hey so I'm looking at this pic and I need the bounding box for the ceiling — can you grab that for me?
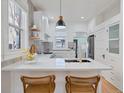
[31,0,119,23]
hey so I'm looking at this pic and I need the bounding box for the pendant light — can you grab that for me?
[56,0,66,29]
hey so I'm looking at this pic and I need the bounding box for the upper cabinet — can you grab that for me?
[33,11,50,41]
[109,23,119,54]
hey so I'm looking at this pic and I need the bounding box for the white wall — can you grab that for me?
[96,0,120,25]
[87,18,96,33]
[88,0,120,34]
[67,22,88,42]
[47,21,56,42]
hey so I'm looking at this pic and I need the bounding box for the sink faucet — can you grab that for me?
[79,45,82,63]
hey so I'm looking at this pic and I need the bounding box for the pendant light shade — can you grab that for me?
[56,16,66,29]
[56,0,66,29]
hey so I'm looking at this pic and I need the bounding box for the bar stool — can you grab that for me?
[65,75,100,93]
[21,75,55,93]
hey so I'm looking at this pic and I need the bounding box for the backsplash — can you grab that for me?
[33,40,53,54]
[68,42,74,49]
[33,40,74,53]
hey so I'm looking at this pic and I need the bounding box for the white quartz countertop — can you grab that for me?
[2,54,112,71]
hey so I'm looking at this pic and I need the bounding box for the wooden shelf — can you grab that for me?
[30,37,40,40]
[31,29,40,31]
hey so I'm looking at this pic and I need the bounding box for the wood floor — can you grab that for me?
[102,77,122,93]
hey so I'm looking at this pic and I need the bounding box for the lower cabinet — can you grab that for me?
[101,55,123,91]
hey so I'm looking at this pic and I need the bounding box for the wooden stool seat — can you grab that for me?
[70,84,94,93]
[65,75,100,93]
[21,75,55,93]
[25,84,51,93]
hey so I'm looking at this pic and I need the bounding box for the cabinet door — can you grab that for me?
[94,27,108,63]
[109,23,119,54]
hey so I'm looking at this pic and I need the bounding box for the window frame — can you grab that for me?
[8,0,26,51]
[108,21,120,54]
[53,30,68,50]
[55,36,66,48]
[2,0,28,61]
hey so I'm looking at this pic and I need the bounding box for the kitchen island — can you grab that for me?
[2,54,111,93]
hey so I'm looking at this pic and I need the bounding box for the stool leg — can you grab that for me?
[97,79,102,93]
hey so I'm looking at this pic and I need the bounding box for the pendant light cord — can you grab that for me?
[60,0,62,16]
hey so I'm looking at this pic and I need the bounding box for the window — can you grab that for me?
[8,0,26,50]
[109,23,119,54]
[54,30,68,49]
[55,37,66,48]
[9,26,21,49]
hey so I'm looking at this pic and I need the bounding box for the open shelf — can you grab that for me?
[30,36,40,40]
[31,29,40,31]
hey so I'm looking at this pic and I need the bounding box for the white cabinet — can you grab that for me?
[93,14,122,91]
[109,23,119,54]
[102,55,122,91]
[33,11,50,41]
[94,27,108,63]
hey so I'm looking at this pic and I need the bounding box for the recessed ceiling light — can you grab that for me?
[81,17,84,19]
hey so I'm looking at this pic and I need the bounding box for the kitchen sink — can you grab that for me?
[65,59,91,63]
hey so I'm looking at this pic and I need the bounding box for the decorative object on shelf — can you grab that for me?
[31,25,38,31]
[56,0,66,29]
[29,44,37,54]
[24,44,37,61]
[31,25,40,40]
